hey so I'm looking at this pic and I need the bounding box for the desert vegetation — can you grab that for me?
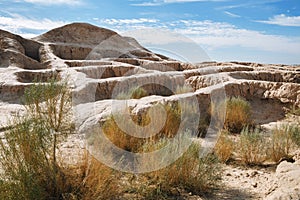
[1,79,299,199]
[175,85,194,94]
[0,79,300,199]
[289,103,300,116]
[0,79,221,199]
[223,97,253,133]
[237,127,267,165]
[0,78,74,199]
[214,98,300,166]
[0,78,299,199]
[131,147,221,199]
[116,86,148,100]
[214,130,234,163]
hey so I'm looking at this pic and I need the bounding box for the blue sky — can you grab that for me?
[0,0,299,64]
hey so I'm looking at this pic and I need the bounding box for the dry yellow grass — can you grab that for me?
[237,127,267,165]
[102,102,182,152]
[224,97,252,133]
[214,130,234,163]
[268,125,296,163]
[138,141,222,197]
[79,152,122,200]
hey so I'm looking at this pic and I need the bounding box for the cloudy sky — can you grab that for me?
[0,0,299,64]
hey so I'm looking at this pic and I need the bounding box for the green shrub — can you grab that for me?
[163,147,221,194]
[0,78,73,200]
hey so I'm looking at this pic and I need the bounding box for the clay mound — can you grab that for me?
[34,23,161,60]
[0,29,43,66]
[34,23,118,45]
[1,23,300,111]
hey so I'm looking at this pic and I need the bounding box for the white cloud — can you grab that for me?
[1,13,299,63]
[13,0,82,6]
[131,2,161,6]
[224,11,240,18]
[163,0,225,2]
[99,18,300,56]
[132,0,226,6]
[216,0,283,10]
[0,13,68,38]
[124,28,192,45]
[99,18,159,25]
[256,14,300,27]
[174,20,300,54]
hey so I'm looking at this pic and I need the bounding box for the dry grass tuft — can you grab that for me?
[289,103,300,116]
[237,127,267,165]
[102,102,183,152]
[175,85,193,94]
[214,130,234,163]
[102,115,146,152]
[268,125,296,163]
[224,97,252,133]
[291,124,300,147]
[79,152,122,200]
[136,141,222,198]
[116,86,148,100]
[209,97,252,134]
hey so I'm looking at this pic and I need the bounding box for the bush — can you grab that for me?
[233,124,299,165]
[291,125,300,147]
[289,104,300,116]
[214,130,234,163]
[175,85,193,94]
[79,152,122,200]
[101,102,183,152]
[116,86,148,99]
[0,78,73,200]
[136,141,222,198]
[237,127,267,165]
[224,97,252,133]
[268,125,297,162]
[101,115,146,152]
[162,149,221,194]
[209,97,252,134]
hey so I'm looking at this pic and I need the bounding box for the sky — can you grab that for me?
[0,0,299,64]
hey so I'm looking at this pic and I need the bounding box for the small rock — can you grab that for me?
[252,182,258,188]
[250,171,258,177]
[170,188,179,196]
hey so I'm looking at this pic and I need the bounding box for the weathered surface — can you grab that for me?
[0,22,299,132]
[266,160,300,200]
